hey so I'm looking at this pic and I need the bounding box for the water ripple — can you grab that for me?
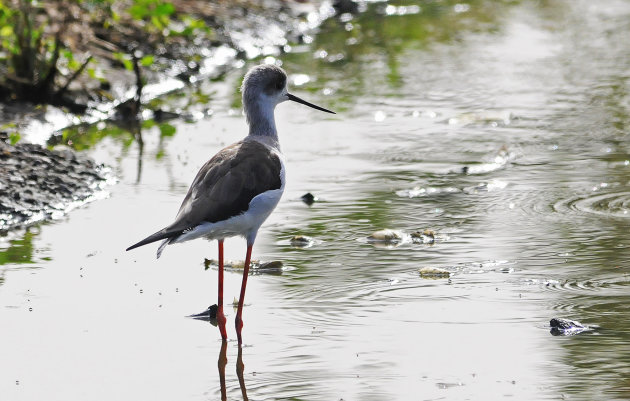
[554,191,630,218]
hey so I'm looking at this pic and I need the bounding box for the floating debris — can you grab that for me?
[446,110,513,126]
[204,258,285,274]
[463,180,509,193]
[419,267,451,278]
[458,145,516,175]
[301,192,318,205]
[395,186,461,199]
[290,235,315,248]
[550,318,590,336]
[364,228,448,247]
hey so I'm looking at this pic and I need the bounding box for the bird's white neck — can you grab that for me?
[245,96,280,147]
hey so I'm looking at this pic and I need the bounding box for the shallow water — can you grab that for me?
[2,0,630,400]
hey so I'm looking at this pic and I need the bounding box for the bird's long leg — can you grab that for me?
[236,344,249,400]
[218,339,228,401]
[235,243,253,344]
[217,239,228,340]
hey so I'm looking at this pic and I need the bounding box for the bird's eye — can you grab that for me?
[276,81,284,90]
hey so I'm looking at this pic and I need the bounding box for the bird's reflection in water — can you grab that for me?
[236,345,249,401]
[189,305,249,400]
[217,340,249,401]
[218,340,228,401]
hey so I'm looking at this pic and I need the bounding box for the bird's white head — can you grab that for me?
[241,64,335,138]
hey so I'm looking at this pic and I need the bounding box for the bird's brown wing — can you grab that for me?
[126,140,281,251]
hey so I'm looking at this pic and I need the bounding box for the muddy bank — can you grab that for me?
[0,133,110,233]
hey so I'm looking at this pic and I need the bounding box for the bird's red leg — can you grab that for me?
[216,239,227,340]
[235,243,253,344]
[236,344,249,400]
[218,339,228,401]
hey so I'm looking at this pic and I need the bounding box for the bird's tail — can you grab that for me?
[126,228,181,253]
[156,239,170,259]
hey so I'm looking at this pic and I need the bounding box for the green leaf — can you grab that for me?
[140,55,154,67]
[0,26,12,37]
[150,15,164,29]
[8,132,20,145]
[154,3,175,16]
[128,4,147,19]
[141,119,156,129]
[158,123,176,137]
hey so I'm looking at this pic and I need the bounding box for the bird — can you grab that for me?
[126,64,335,344]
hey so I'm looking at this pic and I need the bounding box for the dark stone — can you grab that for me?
[550,318,587,336]
[301,192,317,205]
[333,0,359,14]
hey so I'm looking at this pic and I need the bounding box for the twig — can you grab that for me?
[37,31,62,95]
[55,54,93,98]
[131,52,143,116]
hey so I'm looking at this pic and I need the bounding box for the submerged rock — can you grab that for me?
[257,260,284,273]
[419,267,451,278]
[290,235,315,247]
[0,136,110,232]
[550,318,589,336]
[367,229,404,243]
[411,229,436,244]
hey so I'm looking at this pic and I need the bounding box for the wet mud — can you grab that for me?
[0,133,110,232]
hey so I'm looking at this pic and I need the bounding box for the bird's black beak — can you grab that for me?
[287,93,336,114]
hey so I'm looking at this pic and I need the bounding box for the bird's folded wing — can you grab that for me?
[165,140,282,233]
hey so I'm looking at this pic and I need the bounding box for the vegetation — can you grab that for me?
[0,0,214,112]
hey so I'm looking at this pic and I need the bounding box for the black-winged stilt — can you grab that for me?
[126,64,334,343]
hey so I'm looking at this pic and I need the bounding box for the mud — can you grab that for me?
[0,133,110,232]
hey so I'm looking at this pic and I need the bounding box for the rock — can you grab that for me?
[411,229,436,244]
[419,267,450,278]
[256,260,284,273]
[290,235,314,247]
[367,229,404,243]
[301,192,317,205]
[550,318,588,336]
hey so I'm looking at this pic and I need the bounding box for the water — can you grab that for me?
[2,0,630,400]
